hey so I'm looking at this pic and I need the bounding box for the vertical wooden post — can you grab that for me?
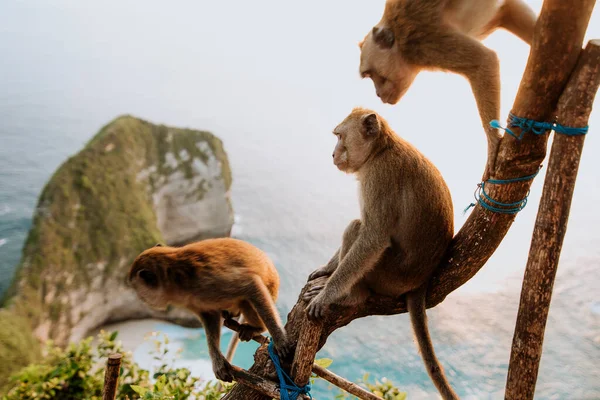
[102,353,122,400]
[505,40,600,400]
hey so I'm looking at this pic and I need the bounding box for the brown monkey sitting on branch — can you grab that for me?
[128,239,290,382]
[305,108,458,399]
[358,0,537,178]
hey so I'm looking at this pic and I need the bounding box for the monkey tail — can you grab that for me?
[406,285,460,400]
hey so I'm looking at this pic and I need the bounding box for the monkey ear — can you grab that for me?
[361,113,381,137]
[372,27,395,49]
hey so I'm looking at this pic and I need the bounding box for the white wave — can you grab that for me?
[0,238,7,247]
[0,205,10,216]
[231,214,243,236]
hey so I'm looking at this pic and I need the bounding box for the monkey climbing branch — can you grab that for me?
[222,0,596,399]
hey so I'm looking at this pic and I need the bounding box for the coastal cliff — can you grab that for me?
[1,115,234,351]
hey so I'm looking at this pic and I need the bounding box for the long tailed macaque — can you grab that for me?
[359,0,538,178]
[128,239,290,382]
[305,108,458,399]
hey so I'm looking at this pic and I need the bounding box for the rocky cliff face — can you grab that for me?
[2,115,234,346]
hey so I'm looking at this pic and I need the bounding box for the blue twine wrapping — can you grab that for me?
[267,341,312,400]
[464,167,542,215]
[490,113,589,140]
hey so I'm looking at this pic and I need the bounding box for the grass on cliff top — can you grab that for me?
[3,115,232,335]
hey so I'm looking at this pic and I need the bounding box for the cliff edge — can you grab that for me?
[2,115,234,350]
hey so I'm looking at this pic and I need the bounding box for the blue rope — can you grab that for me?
[267,341,312,400]
[464,167,542,215]
[464,113,588,215]
[490,113,589,140]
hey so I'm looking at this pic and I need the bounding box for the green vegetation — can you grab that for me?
[1,330,232,400]
[311,359,408,400]
[0,310,41,393]
[332,374,407,400]
[0,115,233,387]
[1,331,406,400]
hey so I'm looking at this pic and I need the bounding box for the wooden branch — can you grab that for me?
[102,353,122,400]
[223,1,596,399]
[223,319,383,400]
[229,367,310,400]
[312,365,383,400]
[504,39,600,400]
[291,319,323,386]
[223,318,269,345]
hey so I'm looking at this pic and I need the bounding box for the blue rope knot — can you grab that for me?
[464,167,542,215]
[465,113,589,215]
[267,341,312,400]
[490,113,589,140]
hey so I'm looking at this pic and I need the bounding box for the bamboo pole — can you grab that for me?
[102,353,122,400]
[505,39,600,400]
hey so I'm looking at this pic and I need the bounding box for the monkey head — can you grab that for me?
[332,108,385,173]
[128,244,172,311]
[359,25,418,105]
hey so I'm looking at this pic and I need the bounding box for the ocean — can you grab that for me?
[1,1,599,398]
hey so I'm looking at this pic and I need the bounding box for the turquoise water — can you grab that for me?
[1,1,599,398]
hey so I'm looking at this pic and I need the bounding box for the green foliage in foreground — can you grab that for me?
[1,330,406,400]
[0,309,41,392]
[1,331,230,400]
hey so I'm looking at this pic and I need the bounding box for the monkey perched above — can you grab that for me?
[128,239,290,382]
[358,0,537,178]
[305,108,458,399]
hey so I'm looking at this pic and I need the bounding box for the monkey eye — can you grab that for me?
[138,269,159,288]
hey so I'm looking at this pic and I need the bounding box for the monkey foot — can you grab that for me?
[303,285,325,302]
[213,360,235,383]
[307,267,332,282]
[274,337,293,359]
[237,324,264,342]
[306,295,330,321]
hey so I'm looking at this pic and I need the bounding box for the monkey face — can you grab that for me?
[128,252,170,311]
[359,27,418,105]
[332,109,381,173]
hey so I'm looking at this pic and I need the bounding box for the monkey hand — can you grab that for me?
[307,266,332,282]
[213,358,235,383]
[306,291,331,321]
